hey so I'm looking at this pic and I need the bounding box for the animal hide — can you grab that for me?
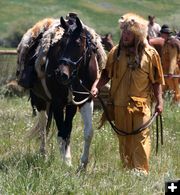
[17,18,56,68]
[83,24,107,71]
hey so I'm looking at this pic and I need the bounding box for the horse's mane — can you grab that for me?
[83,24,107,71]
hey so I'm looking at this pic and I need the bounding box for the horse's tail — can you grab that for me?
[46,103,53,136]
[25,102,54,140]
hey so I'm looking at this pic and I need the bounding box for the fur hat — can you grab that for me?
[118,13,148,42]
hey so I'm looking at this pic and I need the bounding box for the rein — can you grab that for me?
[58,30,95,105]
[97,95,158,136]
[164,74,180,78]
[78,81,163,152]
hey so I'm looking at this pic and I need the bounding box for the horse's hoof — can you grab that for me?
[65,157,72,167]
[39,147,46,155]
[76,163,87,174]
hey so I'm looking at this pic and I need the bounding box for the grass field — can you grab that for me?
[0,0,180,194]
[0,96,179,194]
[0,0,180,44]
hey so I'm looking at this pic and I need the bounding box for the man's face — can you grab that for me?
[160,33,169,40]
[149,18,155,25]
[122,30,135,47]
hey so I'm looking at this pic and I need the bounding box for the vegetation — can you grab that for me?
[0,96,179,194]
[0,0,180,47]
[0,0,179,194]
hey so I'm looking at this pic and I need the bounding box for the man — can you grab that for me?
[91,13,164,175]
[148,15,161,38]
[160,24,180,104]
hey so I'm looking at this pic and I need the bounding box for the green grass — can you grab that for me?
[0,0,180,44]
[0,96,179,194]
[0,1,179,194]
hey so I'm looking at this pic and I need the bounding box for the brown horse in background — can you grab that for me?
[101,33,114,51]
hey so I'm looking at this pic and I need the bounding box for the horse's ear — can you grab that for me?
[60,16,68,30]
[75,17,83,31]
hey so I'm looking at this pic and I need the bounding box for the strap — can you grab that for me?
[98,95,158,136]
[155,114,163,154]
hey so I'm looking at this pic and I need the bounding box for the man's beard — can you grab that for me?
[123,42,135,48]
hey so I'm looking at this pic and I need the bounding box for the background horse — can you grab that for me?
[101,33,114,51]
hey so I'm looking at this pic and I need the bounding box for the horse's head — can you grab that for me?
[101,33,114,51]
[55,16,91,86]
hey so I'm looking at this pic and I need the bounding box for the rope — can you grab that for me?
[98,95,158,136]
[77,80,159,136]
[155,114,164,154]
[76,79,164,152]
[164,74,180,78]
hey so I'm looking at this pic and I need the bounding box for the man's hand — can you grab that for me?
[91,86,99,98]
[155,102,163,115]
[90,69,110,98]
[153,83,164,115]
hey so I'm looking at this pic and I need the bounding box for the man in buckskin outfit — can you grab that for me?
[91,13,165,175]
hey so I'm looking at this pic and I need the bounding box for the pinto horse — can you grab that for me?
[17,16,106,169]
[44,16,106,169]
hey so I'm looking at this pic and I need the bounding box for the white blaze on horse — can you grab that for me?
[16,16,106,170]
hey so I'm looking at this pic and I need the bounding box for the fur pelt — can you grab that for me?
[83,24,107,71]
[17,17,107,78]
[17,18,58,69]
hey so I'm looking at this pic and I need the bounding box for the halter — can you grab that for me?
[57,30,92,85]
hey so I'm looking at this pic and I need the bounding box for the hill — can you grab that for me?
[0,0,180,46]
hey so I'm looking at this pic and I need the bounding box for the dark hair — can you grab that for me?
[160,24,172,34]
[148,15,155,20]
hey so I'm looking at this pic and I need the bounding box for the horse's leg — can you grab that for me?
[28,91,48,155]
[53,102,76,166]
[52,102,65,161]
[60,105,77,166]
[79,100,94,169]
[38,110,48,154]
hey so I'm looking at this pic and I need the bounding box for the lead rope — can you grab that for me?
[78,79,164,152]
[156,114,164,154]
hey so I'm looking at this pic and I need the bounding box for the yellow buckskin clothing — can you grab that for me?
[161,39,180,103]
[105,44,164,173]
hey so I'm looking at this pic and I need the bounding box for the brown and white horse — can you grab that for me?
[17,16,106,170]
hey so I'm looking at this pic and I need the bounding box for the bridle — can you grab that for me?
[56,29,92,86]
[56,28,95,105]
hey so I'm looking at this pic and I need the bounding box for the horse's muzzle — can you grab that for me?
[61,73,69,85]
[55,69,70,85]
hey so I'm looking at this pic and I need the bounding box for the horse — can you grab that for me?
[16,18,66,155]
[101,33,114,51]
[148,37,164,56]
[17,16,106,169]
[43,16,106,169]
[149,36,180,103]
